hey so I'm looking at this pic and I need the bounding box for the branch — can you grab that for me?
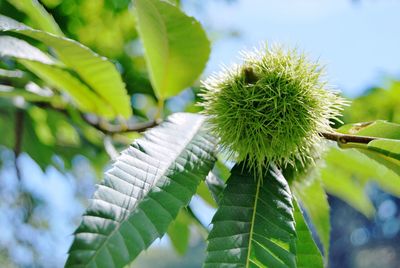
[320,131,376,145]
[35,101,159,134]
[81,114,159,134]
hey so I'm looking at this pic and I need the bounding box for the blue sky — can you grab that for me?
[186,0,400,97]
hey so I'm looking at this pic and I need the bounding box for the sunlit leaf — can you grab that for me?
[293,198,324,268]
[325,148,400,197]
[0,15,132,118]
[321,155,375,217]
[339,120,400,139]
[359,149,400,177]
[293,176,330,261]
[7,0,63,35]
[21,60,114,117]
[196,171,226,207]
[0,35,56,64]
[66,113,217,267]
[135,0,210,100]
[338,120,400,175]
[367,139,400,161]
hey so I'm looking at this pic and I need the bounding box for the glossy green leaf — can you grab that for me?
[293,177,330,260]
[0,15,132,118]
[359,149,400,177]
[355,120,400,139]
[205,164,297,268]
[7,0,63,35]
[0,36,107,114]
[0,35,115,117]
[293,198,324,268]
[20,60,114,117]
[135,0,210,99]
[66,113,217,267]
[0,35,56,64]
[367,139,400,161]
[338,120,400,174]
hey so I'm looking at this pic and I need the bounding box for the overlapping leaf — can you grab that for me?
[321,159,374,217]
[367,139,400,161]
[66,113,217,267]
[7,0,63,35]
[349,120,400,139]
[204,171,225,205]
[0,36,114,117]
[360,149,400,177]
[0,35,56,64]
[205,164,297,268]
[293,199,324,268]
[21,60,114,117]
[325,148,400,197]
[0,15,132,118]
[339,120,400,175]
[293,176,330,261]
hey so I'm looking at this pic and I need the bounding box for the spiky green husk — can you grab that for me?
[201,45,346,178]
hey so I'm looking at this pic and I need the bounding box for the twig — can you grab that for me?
[81,114,158,134]
[320,131,376,144]
[14,109,24,181]
[35,101,159,134]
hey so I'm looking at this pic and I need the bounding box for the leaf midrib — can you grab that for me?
[245,177,261,268]
[83,116,208,266]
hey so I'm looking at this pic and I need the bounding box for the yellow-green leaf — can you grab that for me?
[135,0,210,100]
[293,177,330,261]
[7,0,63,35]
[0,15,132,118]
[293,198,324,268]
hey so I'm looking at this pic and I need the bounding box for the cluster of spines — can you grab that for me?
[201,44,347,178]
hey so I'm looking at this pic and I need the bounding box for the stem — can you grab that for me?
[81,114,158,134]
[319,131,377,149]
[35,102,160,134]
